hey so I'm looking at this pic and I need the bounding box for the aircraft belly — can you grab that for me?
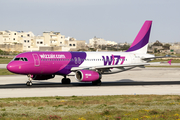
[102,67,135,74]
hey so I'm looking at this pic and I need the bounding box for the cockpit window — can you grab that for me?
[14,58,20,61]
[24,58,28,61]
[14,57,28,61]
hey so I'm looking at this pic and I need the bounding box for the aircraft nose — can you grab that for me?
[7,62,13,72]
[7,62,18,73]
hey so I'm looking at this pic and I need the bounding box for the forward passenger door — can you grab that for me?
[32,54,40,66]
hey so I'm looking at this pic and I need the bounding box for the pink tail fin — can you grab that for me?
[126,20,152,53]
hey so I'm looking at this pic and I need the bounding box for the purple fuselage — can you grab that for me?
[7,51,86,75]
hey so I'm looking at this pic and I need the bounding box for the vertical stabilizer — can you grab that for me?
[126,20,152,53]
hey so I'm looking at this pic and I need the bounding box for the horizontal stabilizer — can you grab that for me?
[168,59,172,65]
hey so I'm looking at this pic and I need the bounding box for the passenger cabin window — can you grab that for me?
[14,57,28,61]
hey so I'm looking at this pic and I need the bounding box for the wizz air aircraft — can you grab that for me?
[7,20,158,86]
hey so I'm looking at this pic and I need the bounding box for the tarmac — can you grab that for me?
[0,67,180,98]
[0,64,8,69]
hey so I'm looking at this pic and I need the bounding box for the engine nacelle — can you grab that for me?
[32,75,55,80]
[75,70,101,82]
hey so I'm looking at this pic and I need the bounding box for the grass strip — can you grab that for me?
[0,58,12,64]
[0,69,15,75]
[0,95,180,120]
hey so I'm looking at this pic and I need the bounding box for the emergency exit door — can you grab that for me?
[32,54,40,66]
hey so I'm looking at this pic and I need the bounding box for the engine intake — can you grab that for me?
[75,70,101,82]
[32,75,55,80]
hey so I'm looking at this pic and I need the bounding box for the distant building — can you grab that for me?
[170,43,180,54]
[0,43,23,52]
[0,30,34,52]
[89,37,106,48]
[65,37,86,51]
[41,32,86,51]
[89,36,117,48]
[43,31,65,47]
[0,30,87,52]
[106,41,117,45]
[76,40,86,50]
[66,37,77,50]
[151,40,163,53]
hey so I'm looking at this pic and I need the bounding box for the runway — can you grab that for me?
[0,67,180,98]
[1,80,180,89]
[0,64,7,69]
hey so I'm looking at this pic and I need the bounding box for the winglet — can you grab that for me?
[168,59,172,65]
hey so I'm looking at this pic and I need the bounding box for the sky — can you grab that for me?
[0,0,179,43]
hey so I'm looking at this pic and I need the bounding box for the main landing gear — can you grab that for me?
[26,74,33,86]
[92,79,101,86]
[61,76,71,84]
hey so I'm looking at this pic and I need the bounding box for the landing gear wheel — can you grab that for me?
[61,78,66,84]
[61,78,71,84]
[92,79,101,86]
[26,81,32,86]
[26,74,33,86]
[66,78,71,84]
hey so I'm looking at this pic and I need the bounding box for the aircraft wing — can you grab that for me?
[142,55,175,61]
[71,63,150,72]
[142,56,165,61]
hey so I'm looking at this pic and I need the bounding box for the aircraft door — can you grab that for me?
[32,54,40,66]
[130,54,135,64]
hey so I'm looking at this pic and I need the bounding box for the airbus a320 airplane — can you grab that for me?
[7,20,158,86]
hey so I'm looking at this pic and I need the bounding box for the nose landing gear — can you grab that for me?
[26,74,33,86]
[26,81,32,86]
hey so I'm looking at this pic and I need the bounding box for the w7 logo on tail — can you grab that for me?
[102,55,125,66]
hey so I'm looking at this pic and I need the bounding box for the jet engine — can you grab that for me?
[75,70,101,82]
[32,75,55,80]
